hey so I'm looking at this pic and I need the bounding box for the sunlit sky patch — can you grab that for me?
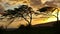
[0,0,60,28]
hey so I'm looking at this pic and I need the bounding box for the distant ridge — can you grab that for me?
[32,20,60,27]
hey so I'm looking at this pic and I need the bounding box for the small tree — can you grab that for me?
[37,7,59,27]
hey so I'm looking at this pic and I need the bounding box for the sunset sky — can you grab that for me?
[0,0,60,29]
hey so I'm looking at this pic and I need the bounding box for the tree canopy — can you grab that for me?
[0,5,34,27]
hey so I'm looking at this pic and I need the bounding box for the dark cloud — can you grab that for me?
[30,0,42,7]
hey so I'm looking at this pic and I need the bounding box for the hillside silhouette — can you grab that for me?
[0,20,59,34]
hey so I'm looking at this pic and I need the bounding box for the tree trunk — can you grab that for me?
[56,8,59,27]
[29,13,32,27]
[54,8,59,27]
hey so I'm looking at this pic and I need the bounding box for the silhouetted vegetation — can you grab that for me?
[37,7,60,27]
[17,5,34,26]
[0,5,34,27]
[37,7,54,12]
[0,24,56,34]
[0,6,59,34]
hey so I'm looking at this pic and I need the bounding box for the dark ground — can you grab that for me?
[0,21,59,34]
[0,27,56,34]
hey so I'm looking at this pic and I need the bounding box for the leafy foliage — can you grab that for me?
[0,5,34,26]
[37,7,54,12]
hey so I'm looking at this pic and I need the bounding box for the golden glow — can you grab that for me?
[7,8,60,28]
[0,0,60,28]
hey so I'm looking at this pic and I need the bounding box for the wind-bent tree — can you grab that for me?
[37,7,57,17]
[17,5,34,26]
[54,8,59,27]
[1,5,34,28]
[37,7,59,27]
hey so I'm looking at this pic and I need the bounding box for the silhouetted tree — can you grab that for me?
[27,7,33,26]
[37,7,59,27]
[0,5,34,28]
[54,8,59,27]
[17,5,34,27]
